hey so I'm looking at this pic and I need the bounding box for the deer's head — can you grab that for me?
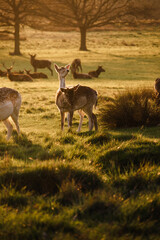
[54,64,70,78]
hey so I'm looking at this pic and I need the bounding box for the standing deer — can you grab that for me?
[0,87,21,140]
[29,54,53,76]
[88,66,105,78]
[3,64,33,82]
[25,69,48,79]
[55,64,98,131]
[155,78,160,98]
[70,59,82,74]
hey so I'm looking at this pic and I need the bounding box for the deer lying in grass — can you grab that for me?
[0,87,21,140]
[25,69,48,79]
[3,64,33,82]
[29,54,53,76]
[88,66,105,78]
[70,58,82,74]
[55,64,98,131]
[0,69,7,77]
[72,71,92,79]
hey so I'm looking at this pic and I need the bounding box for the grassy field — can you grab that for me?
[0,27,160,240]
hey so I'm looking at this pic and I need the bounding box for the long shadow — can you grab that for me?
[0,164,104,195]
[0,131,64,161]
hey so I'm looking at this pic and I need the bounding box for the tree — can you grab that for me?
[128,0,160,20]
[0,0,35,55]
[38,0,132,51]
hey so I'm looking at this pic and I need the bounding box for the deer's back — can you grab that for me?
[32,59,51,68]
[0,87,21,112]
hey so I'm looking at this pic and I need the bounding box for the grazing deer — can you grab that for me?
[88,66,105,78]
[55,64,98,131]
[72,71,92,79]
[0,87,21,140]
[3,64,33,82]
[25,69,48,79]
[29,54,53,76]
[70,59,82,74]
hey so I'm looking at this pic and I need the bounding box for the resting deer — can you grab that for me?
[0,87,21,140]
[72,71,92,79]
[70,59,82,74]
[29,54,53,76]
[3,64,33,82]
[55,64,98,131]
[88,66,105,78]
[0,69,7,77]
[25,69,48,79]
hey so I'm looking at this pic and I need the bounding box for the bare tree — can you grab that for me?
[38,0,132,51]
[0,0,35,55]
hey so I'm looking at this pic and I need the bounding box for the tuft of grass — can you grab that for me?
[99,88,160,128]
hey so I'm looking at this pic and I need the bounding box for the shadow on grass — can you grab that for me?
[0,131,64,161]
[0,165,104,195]
[96,140,160,175]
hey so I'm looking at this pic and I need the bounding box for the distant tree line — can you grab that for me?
[0,0,159,55]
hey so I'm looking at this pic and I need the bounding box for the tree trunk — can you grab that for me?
[79,27,88,51]
[10,19,21,55]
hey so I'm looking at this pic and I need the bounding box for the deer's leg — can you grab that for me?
[83,108,94,131]
[92,113,98,131]
[61,111,65,130]
[34,67,37,72]
[77,110,85,132]
[69,111,73,127]
[3,119,13,141]
[11,112,20,135]
[48,66,53,76]
[67,112,70,127]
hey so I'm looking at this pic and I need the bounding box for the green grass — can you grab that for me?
[0,27,160,240]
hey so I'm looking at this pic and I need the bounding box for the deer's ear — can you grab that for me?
[65,64,70,70]
[54,64,59,72]
[60,88,66,93]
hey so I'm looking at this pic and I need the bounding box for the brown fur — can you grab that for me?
[72,71,92,79]
[25,69,48,79]
[0,69,7,77]
[0,87,21,140]
[88,66,105,78]
[55,64,98,131]
[29,54,53,76]
[154,78,160,98]
[71,59,82,74]
[56,84,98,131]
[0,87,19,103]
[6,67,33,82]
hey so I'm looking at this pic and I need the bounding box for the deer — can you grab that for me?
[88,66,105,78]
[72,71,92,79]
[29,54,53,76]
[155,78,160,98]
[0,87,21,140]
[70,59,82,74]
[25,69,48,79]
[55,64,98,132]
[0,69,7,77]
[3,63,33,82]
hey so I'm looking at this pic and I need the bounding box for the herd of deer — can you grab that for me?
[0,54,160,141]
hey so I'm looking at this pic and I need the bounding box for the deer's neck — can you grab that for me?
[59,77,66,88]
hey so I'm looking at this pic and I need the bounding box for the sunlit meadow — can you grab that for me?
[0,27,160,240]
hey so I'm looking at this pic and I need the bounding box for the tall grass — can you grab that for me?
[99,88,160,128]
